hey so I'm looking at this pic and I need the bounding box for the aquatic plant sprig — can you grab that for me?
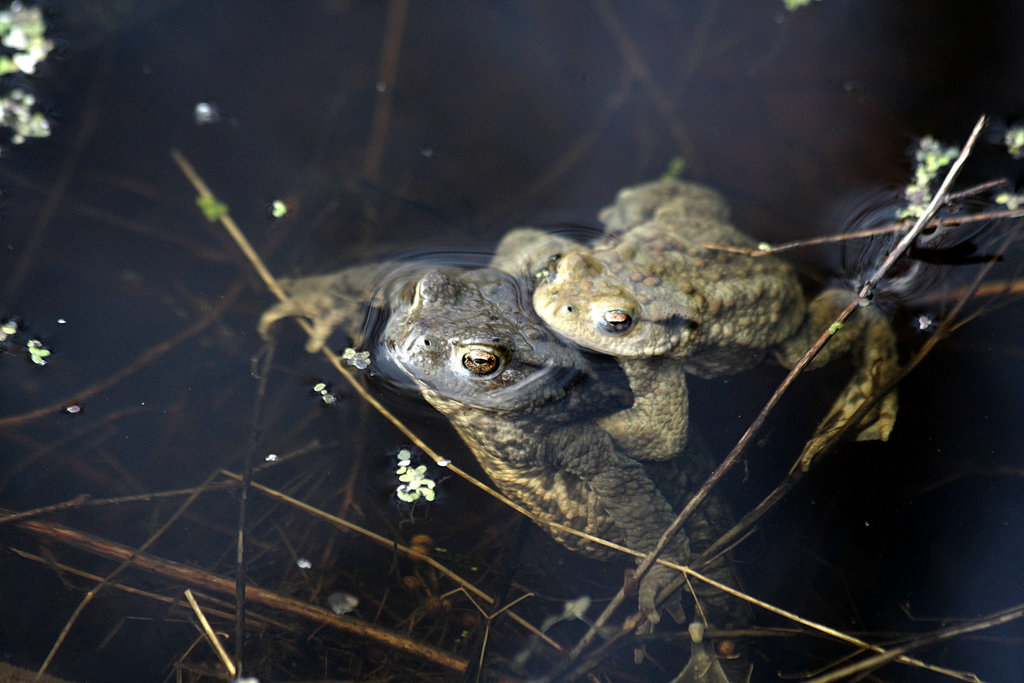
[0,87,49,143]
[26,337,49,365]
[0,2,53,75]
[1004,124,1024,159]
[0,316,52,365]
[394,448,439,503]
[0,317,18,342]
[340,347,370,369]
[782,0,822,11]
[900,136,961,219]
[0,3,53,145]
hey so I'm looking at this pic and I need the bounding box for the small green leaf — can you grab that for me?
[196,194,228,222]
[661,156,686,180]
[270,199,288,218]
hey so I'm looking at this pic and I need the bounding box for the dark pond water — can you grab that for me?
[1,1,1023,681]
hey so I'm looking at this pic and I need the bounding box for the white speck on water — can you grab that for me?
[327,591,359,615]
[193,101,221,125]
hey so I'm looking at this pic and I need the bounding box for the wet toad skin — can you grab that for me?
[258,265,746,629]
[492,228,694,462]
[498,179,899,464]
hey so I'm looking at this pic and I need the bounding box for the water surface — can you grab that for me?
[1,1,1022,680]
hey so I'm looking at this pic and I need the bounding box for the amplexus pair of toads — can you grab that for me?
[493,178,898,467]
[257,178,900,676]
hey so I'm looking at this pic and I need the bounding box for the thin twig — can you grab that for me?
[184,589,236,678]
[804,602,1024,683]
[10,548,284,630]
[699,228,1018,564]
[362,0,408,182]
[861,116,987,295]
[561,557,981,683]
[3,50,109,299]
[0,485,236,527]
[450,589,537,683]
[17,517,469,673]
[0,496,91,525]
[592,0,706,172]
[233,339,275,673]
[219,469,563,651]
[564,115,989,664]
[701,206,1024,257]
[0,282,244,429]
[34,470,223,678]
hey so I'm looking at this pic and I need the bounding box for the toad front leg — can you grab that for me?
[595,357,691,461]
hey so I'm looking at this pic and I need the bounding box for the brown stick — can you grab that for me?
[15,518,469,673]
[184,589,236,677]
[220,470,563,650]
[10,548,283,630]
[362,0,408,182]
[805,603,1024,683]
[702,207,1024,257]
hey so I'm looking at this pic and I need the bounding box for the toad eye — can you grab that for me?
[534,254,562,281]
[461,347,502,375]
[598,309,633,334]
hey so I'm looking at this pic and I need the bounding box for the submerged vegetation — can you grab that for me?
[0,2,52,145]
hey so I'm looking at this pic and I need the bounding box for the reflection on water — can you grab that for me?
[1,1,1023,681]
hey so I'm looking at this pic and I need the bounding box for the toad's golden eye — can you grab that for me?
[599,309,633,334]
[462,348,501,375]
[533,254,562,282]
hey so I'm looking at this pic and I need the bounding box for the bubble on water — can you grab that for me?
[915,314,936,332]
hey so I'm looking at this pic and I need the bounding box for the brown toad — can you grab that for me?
[494,179,898,465]
[259,265,747,637]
